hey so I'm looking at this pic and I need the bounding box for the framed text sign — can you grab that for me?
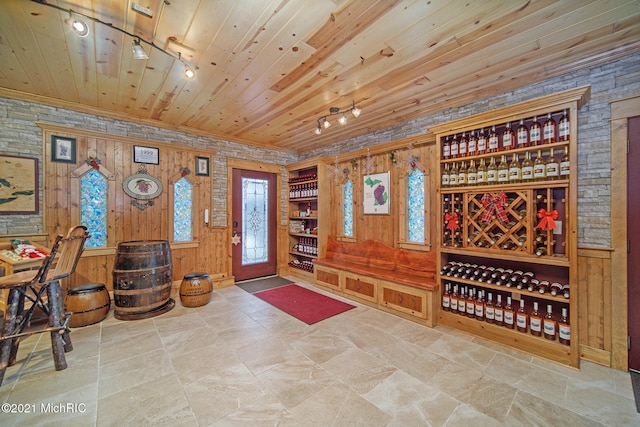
[133,145,159,165]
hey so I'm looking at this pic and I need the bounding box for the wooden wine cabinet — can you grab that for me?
[431,86,590,368]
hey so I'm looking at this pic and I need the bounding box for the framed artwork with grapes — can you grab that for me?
[363,171,390,215]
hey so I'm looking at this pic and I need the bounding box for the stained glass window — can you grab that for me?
[407,168,425,243]
[80,169,107,247]
[174,178,193,242]
[242,177,268,265]
[343,179,353,237]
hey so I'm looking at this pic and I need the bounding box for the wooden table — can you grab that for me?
[0,234,49,313]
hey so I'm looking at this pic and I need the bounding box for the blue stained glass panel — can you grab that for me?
[80,169,107,247]
[407,169,425,243]
[174,178,193,242]
[343,179,353,237]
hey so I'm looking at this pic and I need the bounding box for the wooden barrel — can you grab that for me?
[112,240,175,320]
[65,283,110,327]
[180,272,213,307]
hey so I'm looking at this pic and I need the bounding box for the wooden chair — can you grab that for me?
[0,225,89,386]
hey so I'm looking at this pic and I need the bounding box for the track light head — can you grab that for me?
[132,39,149,59]
[184,67,195,79]
[65,16,89,37]
[314,101,361,135]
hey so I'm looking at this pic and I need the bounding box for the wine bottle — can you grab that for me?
[443,136,451,160]
[558,307,571,345]
[533,149,546,181]
[449,162,459,187]
[549,282,563,296]
[504,296,515,329]
[488,125,499,153]
[450,284,459,312]
[487,157,498,184]
[441,163,450,187]
[521,151,534,182]
[466,288,476,318]
[543,112,556,144]
[516,118,529,148]
[442,283,451,311]
[458,161,467,186]
[509,153,522,183]
[535,246,547,257]
[530,116,542,146]
[497,155,509,184]
[451,134,459,158]
[468,131,477,156]
[519,271,535,288]
[502,122,514,151]
[543,304,557,341]
[546,148,559,180]
[458,286,467,315]
[475,289,485,321]
[467,160,477,186]
[558,109,570,141]
[494,294,504,326]
[562,284,570,299]
[537,280,551,294]
[459,132,468,158]
[516,299,529,333]
[530,301,542,337]
[476,158,487,186]
[485,292,495,324]
[527,278,540,293]
[477,128,487,155]
[560,145,570,178]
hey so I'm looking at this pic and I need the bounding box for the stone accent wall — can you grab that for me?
[1,52,639,245]
[304,53,640,248]
[0,101,296,232]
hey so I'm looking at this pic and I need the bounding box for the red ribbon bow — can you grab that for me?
[445,213,460,231]
[536,208,559,230]
[481,191,508,223]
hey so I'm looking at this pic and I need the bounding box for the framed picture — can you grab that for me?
[195,156,210,176]
[363,171,390,215]
[133,145,159,165]
[0,154,39,214]
[51,136,76,163]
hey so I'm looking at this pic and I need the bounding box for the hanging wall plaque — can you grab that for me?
[122,169,163,210]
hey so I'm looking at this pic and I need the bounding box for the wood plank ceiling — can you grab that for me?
[0,0,638,154]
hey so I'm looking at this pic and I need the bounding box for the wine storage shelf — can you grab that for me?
[431,86,590,368]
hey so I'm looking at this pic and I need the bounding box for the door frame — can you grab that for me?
[611,95,640,371]
[226,158,283,280]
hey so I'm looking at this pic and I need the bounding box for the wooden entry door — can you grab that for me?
[629,116,640,372]
[231,169,277,281]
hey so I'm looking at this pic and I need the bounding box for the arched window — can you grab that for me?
[407,168,425,243]
[173,177,193,242]
[80,169,108,247]
[342,178,354,237]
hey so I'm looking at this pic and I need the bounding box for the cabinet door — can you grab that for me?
[343,272,377,303]
[315,265,342,291]
[379,279,428,319]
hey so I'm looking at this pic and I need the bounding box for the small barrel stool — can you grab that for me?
[65,283,111,327]
[179,273,213,307]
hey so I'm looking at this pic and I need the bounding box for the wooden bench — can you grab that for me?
[314,236,438,327]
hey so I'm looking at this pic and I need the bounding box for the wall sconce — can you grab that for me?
[314,101,361,135]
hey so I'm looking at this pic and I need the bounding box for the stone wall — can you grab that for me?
[304,52,640,248]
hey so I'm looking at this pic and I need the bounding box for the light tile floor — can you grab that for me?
[1,277,639,426]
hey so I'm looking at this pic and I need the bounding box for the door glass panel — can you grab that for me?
[242,177,268,265]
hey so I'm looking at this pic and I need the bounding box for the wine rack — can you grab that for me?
[431,86,590,368]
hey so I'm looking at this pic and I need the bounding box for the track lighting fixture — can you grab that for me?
[314,101,361,135]
[32,0,195,78]
[132,39,149,60]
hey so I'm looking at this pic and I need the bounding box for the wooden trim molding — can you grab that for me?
[609,95,640,371]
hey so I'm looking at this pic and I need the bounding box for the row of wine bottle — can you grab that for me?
[288,259,314,272]
[440,262,569,298]
[288,173,317,183]
[289,182,318,199]
[441,110,570,159]
[441,147,569,187]
[442,283,571,345]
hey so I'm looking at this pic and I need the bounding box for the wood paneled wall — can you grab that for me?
[39,123,226,291]
[323,135,437,248]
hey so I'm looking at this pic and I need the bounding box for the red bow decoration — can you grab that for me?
[536,208,559,230]
[481,191,508,223]
[445,213,460,231]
